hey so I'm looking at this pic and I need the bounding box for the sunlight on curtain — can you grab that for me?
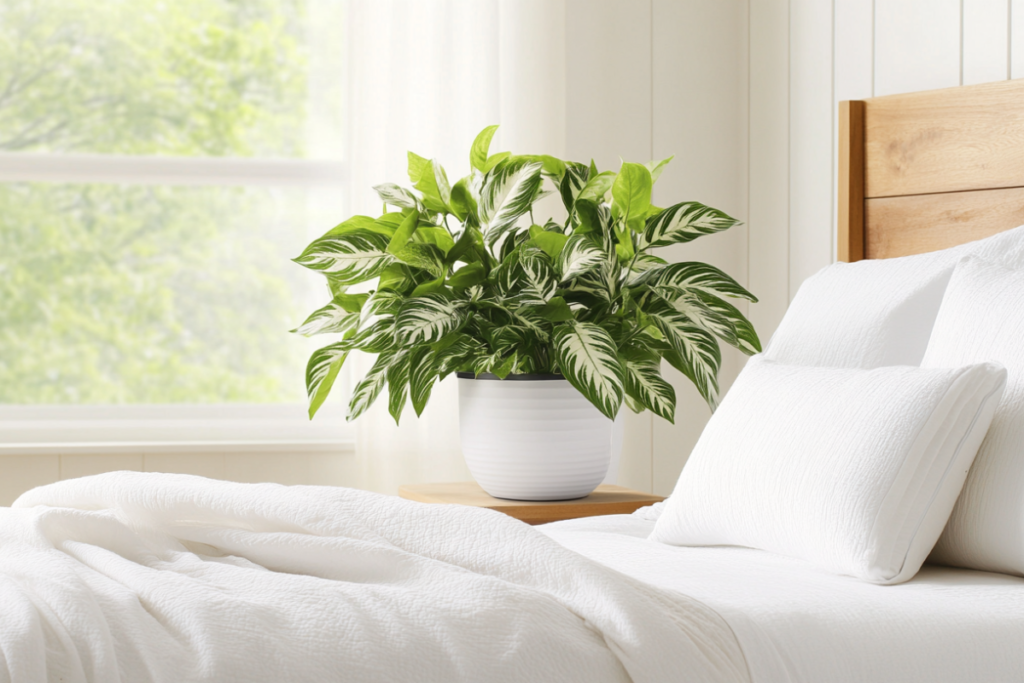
[345,0,567,493]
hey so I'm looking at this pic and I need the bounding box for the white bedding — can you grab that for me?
[1,473,749,683]
[544,512,1024,683]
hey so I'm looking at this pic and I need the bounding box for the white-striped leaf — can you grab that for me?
[621,347,676,424]
[479,160,543,247]
[433,334,484,379]
[507,248,556,305]
[644,261,757,302]
[408,152,452,213]
[394,294,467,345]
[347,351,395,422]
[559,162,590,213]
[373,183,421,211]
[552,322,624,419]
[557,234,604,281]
[670,291,761,355]
[386,351,411,425]
[642,202,740,249]
[291,294,364,337]
[305,342,349,419]
[293,229,394,284]
[644,301,721,409]
[350,317,396,353]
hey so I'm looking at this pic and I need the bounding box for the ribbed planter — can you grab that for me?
[458,373,624,501]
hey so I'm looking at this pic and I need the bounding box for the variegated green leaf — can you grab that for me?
[433,333,484,379]
[293,229,394,284]
[650,261,757,302]
[386,351,411,425]
[392,242,446,278]
[552,322,624,419]
[373,183,421,211]
[394,293,467,345]
[291,294,365,337]
[642,201,740,249]
[470,125,500,172]
[671,291,761,355]
[559,162,590,213]
[350,317,397,353]
[557,234,604,281]
[408,152,452,213]
[509,248,557,305]
[305,342,349,419]
[479,160,543,247]
[621,347,676,423]
[347,351,395,422]
[644,300,721,409]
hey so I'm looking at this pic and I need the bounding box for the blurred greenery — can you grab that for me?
[0,0,337,404]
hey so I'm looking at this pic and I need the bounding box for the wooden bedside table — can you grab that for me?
[398,481,663,525]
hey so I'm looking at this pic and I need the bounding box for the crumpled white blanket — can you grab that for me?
[1,472,749,683]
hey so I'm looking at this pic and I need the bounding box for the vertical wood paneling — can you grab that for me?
[749,0,791,342]
[789,0,834,295]
[651,0,749,495]
[1013,0,1024,77]
[964,0,1010,84]
[0,455,60,507]
[874,0,962,96]
[566,0,654,491]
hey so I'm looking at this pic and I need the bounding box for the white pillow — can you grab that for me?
[765,225,1024,368]
[922,256,1024,576]
[651,356,1006,584]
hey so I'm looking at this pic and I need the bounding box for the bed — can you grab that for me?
[4,80,1024,683]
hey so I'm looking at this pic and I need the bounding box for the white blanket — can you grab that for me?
[2,473,749,683]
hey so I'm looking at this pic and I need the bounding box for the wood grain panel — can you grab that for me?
[864,79,1024,198]
[865,185,1024,259]
[838,100,866,262]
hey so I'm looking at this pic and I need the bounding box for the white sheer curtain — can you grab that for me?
[344,0,567,493]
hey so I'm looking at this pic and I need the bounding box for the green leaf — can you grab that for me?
[644,300,721,409]
[373,183,421,211]
[538,296,574,322]
[557,234,604,281]
[446,262,486,289]
[392,243,446,277]
[364,290,404,316]
[433,334,483,379]
[577,171,616,204]
[386,210,420,255]
[305,342,349,419]
[291,294,365,337]
[645,156,674,182]
[508,248,557,305]
[414,227,456,255]
[394,293,467,345]
[620,347,676,423]
[482,151,510,173]
[552,322,625,420]
[559,162,590,213]
[642,201,740,249]
[450,175,480,223]
[408,152,452,213]
[410,271,449,297]
[409,347,437,417]
[386,351,411,425]
[347,351,395,421]
[293,229,394,285]
[470,125,500,171]
[574,199,611,236]
[377,263,414,293]
[611,162,652,225]
[349,317,396,353]
[528,224,569,259]
[322,215,394,239]
[479,160,543,248]
[648,261,757,302]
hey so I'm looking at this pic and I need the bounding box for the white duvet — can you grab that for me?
[1,473,749,683]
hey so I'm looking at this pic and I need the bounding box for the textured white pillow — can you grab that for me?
[651,356,1006,584]
[922,256,1024,576]
[765,225,1024,368]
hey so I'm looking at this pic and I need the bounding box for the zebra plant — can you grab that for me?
[292,125,759,423]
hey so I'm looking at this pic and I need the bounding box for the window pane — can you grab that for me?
[0,0,343,158]
[0,182,340,404]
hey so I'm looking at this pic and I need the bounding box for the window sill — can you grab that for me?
[0,439,355,456]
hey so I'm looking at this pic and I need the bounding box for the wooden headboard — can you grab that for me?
[838,79,1024,262]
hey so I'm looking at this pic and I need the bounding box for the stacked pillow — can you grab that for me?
[653,226,1024,583]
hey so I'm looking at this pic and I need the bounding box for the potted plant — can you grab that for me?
[292,125,759,500]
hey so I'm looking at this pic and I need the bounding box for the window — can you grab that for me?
[0,0,352,452]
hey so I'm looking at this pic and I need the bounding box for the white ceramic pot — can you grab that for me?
[458,373,625,501]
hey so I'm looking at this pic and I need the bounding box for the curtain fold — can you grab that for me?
[344,0,567,493]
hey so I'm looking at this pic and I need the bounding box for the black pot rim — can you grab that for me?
[456,372,565,381]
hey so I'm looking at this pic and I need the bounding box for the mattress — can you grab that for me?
[542,510,1024,683]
